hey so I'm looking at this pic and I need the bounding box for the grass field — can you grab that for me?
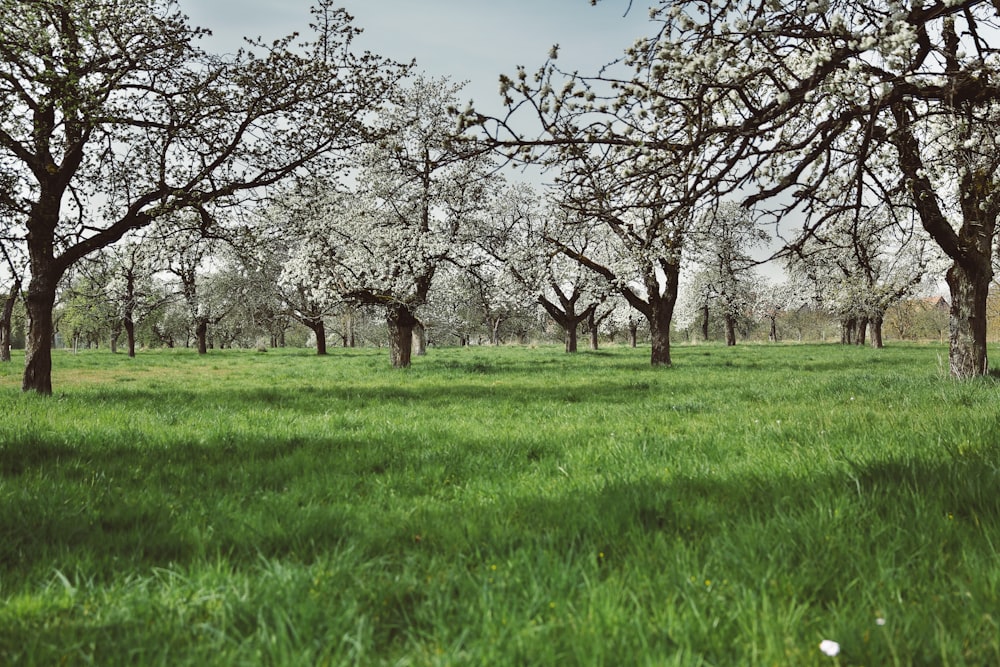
[0,343,998,665]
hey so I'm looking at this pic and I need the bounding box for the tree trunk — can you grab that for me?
[22,274,58,394]
[588,311,599,350]
[307,318,327,355]
[628,323,638,348]
[841,317,856,345]
[724,313,736,346]
[565,324,578,353]
[856,317,869,346]
[648,260,680,366]
[947,261,990,378]
[343,311,356,348]
[386,303,417,368]
[1,279,20,363]
[649,305,672,366]
[768,317,778,342]
[196,320,208,354]
[124,316,137,358]
[870,314,884,349]
[490,318,503,346]
[700,303,710,341]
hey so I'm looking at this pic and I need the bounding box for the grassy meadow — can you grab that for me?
[0,342,998,665]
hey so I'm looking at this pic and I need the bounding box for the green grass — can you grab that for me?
[1,343,998,665]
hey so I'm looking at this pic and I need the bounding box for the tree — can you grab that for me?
[537,211,612,353]
[689,202,769,345]
[470,0,1000,377]
[0,0,407,393]
[240,195,337,354]
[751,279,803,343]
[550,156,692,366]
[287,77,493,367]
[156,222,236,354]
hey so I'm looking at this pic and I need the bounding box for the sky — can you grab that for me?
[181,0,653,121]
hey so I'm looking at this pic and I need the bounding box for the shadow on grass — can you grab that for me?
[2,418,998,587]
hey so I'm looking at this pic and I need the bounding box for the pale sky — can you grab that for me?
[181,0,652,118]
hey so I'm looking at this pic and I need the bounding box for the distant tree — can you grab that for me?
[787,205,940,348]
[550,157,693,366]
[751,279,803,343]
[285,77,494,367]
[688,202,770,346]
[537,213,612,354]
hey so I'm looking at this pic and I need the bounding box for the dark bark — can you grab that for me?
[649,303,673,366]
[305,318,327,355]
[768,316,778,342]
[892,104,997,377]
[856,317,869,346]
[946,262,989,377]
[628,322,638,348]
[724,313,736,346]
[870,314,884,349]
[700,303,710,341]
[23,274,58,394]
[386,303,417,368]
[840,317,856,345]
[196,320,208,355]
[124,316,136,357]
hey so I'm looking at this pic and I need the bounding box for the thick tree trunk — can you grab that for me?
[307,318,327,355]
[648,260,680,366]
[947,262,990,378]
[856,317,869,346]
[649,306,672,366]
[386,303,417,368]
[870,314,884,349]
[628,323,638,348]
[724,313,736,346]
[1,279,20,363]
[22,275,58,394]
[565,324,578,353]
[196,320,208,354]
[124,316,136,357]
[700,303,709,341]
[840,317,856,345]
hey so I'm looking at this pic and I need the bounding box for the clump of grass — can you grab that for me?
[1,343,999,665]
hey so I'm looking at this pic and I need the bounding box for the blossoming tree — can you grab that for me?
[282,77,495,367]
